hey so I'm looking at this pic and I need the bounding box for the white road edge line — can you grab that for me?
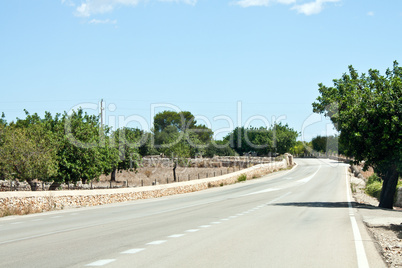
[297,166,321,183]
[85,259,116,266]
[345,168,369,268]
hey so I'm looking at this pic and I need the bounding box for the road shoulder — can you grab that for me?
[349,169,402,267]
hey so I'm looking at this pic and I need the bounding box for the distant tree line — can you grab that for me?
[0,109,298,189]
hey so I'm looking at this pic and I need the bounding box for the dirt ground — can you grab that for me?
[96,166,246,188]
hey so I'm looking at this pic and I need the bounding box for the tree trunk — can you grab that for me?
[49,182,61,190]
[111,169,117,182]
[27,179,37,191]
[379,165,399,209]
[173,162,177,182]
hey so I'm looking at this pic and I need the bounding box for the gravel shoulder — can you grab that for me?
[349,170,402,267]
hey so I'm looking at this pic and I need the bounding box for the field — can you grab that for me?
[96,165,247,188]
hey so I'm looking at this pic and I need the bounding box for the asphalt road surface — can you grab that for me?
[0,159,385,268]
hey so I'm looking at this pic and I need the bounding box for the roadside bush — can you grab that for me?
[365,180,382,201]
[237,174,247,182]
[365,173,402,201]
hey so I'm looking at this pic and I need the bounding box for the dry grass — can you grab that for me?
[96,166,244,187]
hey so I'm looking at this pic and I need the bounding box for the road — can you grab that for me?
[0,159,385,267]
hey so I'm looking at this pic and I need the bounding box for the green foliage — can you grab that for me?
[311,135,344,154]
[153,111,213,158]
[204,140,236,157]
[225,123,298,156]
[365,173,402,201]
[0,123,58,186]
[153,111,197,133]
[365,180,382,201]
[313,61,402,208]
[111,127,142,171]
[290,141,311,155]
[237,174,247,182]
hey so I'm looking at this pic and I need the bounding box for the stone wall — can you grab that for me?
[395,188,402,207]
[0,158,292,217]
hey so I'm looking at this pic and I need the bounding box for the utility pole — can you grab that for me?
[100,99,104,128]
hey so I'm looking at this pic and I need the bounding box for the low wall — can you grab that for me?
[0,158,291,217]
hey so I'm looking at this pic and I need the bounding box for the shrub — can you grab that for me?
[365,181,382,201]
[237,174,247,182]
[367,174,381,184]
[365,173,402,202]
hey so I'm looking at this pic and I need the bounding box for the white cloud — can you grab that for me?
[159,0,197,5]
[89,18,118,24]
[234,0,296,8]
[367,11,374,16]
[291,0,340,16]
[74,0,197,17]
[61,0,75,7]
[234,0,340,15]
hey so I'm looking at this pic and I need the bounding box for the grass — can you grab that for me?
[365,173,402,201]
[237,174,247,182]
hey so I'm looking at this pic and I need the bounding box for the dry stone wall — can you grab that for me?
[0,159,291,217]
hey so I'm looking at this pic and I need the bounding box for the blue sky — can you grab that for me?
[1,0,401,140]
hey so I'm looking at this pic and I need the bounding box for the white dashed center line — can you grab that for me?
[121,248,145,254]
[199,225,211,228]
[147,240,167,245]
[169,234,185,238]
[11,222,23,225]
[186,229,199,233]
[85,259,116,266]
[211,221,221,224]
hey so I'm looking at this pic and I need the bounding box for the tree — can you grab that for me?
[59,109,119,184]
[271,123,299,154]
[109,127,142,181]
[312,61,402,208]
[153,111,213,158]
[204,140,236,157]
[290,141,311,156]
[226,124,298,156]
[153,111,196,133]
[311,135,345,155]
[0,124,58,190]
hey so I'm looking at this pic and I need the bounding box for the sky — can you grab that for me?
[0,0,401,141]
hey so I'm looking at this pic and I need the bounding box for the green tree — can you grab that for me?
[290,141,311,156]
[226,124,298,156]
[153,111,212,158]
[109,127,143,181]
[59,109,119,184]
[312,61,402,208]
[271,123,299,155]
[0,124,58,190]
[204,140,236,157]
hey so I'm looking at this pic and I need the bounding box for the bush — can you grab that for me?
[365,181,382,201]
[365,173,402,202]
[237,174,247,182]
[367,174,381,184]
